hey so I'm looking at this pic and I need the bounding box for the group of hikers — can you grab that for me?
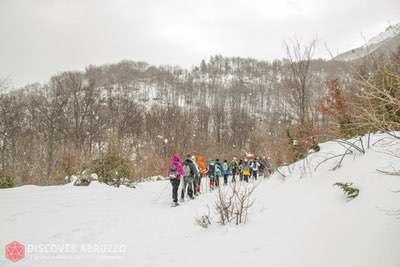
[167,154,271,207]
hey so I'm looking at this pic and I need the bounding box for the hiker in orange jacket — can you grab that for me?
[195,156,207,194]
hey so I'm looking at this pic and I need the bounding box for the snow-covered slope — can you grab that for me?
[367,23,400,46]
[334,23,400,61]
[1,133,400,267]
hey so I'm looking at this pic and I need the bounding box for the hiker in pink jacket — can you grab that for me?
[167,154,184,206]
[167,154,185,178]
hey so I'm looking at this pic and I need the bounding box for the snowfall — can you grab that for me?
[1,133,400,267]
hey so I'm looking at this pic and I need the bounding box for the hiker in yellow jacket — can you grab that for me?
[241,160,251,183]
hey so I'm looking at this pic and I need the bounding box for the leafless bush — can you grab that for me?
[376,169,400,176]
[355,66,400,138]
[215,186,235,224]
[215,182,256,225]
[315,136,368,171]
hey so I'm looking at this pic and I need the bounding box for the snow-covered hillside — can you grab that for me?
[334,23,400,61]
[1,133,400,267]
[366,23,400,46]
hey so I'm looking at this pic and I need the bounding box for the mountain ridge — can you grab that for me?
[334,22,400,61]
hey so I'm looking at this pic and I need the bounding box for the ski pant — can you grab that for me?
[170,178,180,203]
[181,177,194,199]
[209,175,215,189]
[194,175,198,194]
[223,174,228,185]
[243,175,249,183]
[215,175,220,187]
[252,170,258,180]
[259,167,265,178]
[194,173,202,194]
[232,169,237,182]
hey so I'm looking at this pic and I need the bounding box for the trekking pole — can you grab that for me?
[202,174,205,193]
[202,174,206,194]
[206,174,209,193]
[206,173,209,193]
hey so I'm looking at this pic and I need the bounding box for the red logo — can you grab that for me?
[5,241,25,262]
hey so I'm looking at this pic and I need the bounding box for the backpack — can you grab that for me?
[242,165,250,176]
[183,164,191,177]
[190,160,199,174]
[231,160,238,169]
[215,163,222,176]
[252,162,258,171]
[208,163,216,174]
[223,162,229,171]
[169,163,178,179]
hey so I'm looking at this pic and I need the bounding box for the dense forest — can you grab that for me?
[1,42,399,187]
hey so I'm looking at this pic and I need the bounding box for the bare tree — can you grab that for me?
[0,55,366,185]
[284,40,316,125]
[0,94,24,174]
[28,80,70,182]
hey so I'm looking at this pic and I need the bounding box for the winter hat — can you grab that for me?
[172,154,180,162]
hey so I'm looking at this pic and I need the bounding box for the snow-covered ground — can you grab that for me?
[1,133,400,267]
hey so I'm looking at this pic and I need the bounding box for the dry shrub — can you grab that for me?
[320,79,355,138]
[215,182,256,225]
[0,171,15,188]
[357,66,400,136]
[91,151,132,186]
[286,124,320,163]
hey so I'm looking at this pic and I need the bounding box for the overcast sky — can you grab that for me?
[0,0,399,88]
